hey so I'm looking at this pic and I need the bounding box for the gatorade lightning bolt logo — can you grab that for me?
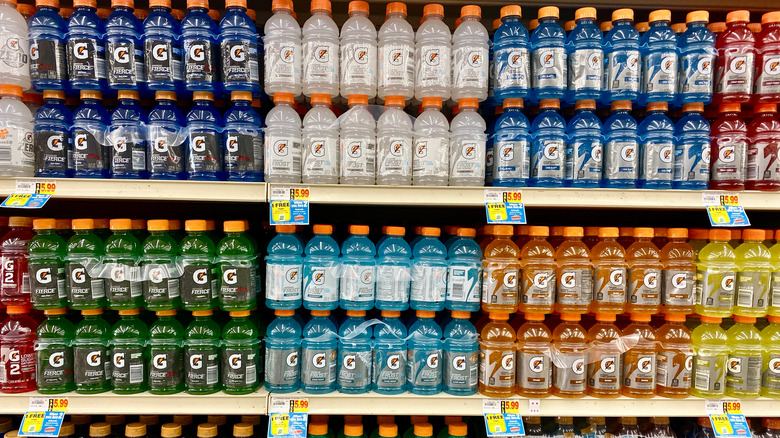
[113,46,130,63]
[87,351,102,367]
[192,136,207,153]
[344,354,356,370]
[230,45,246,62]
[660,56,675,74]
[315,46,329,62]
[389,49,404,66]
[768,358,780,374]
[628,53,639,72]
[501,354,514,371]
[286,268,299,283]
[388,354,401,370]
[114,137,127,153]
[71,267,86,284]
[698,58,712,74]
[49,352,64,368]
[193,268,208,285]
[572,358,585,374]
[113,352,125,368]
[643,272,658,289]
[274,140,288,156]
[229,354,242,369]
[532,272,549,288]
[311,141,325,157]
[452,355,466,371]
[74,42,89,60]
[111,266,125,283]
[719,146,736,163]
[354,48,368,64]
[223,269,238,285]
[588,52,601,70]
[227,136,239,153]
[461,144,476,159]
[637,356,653,373]
[286,352,298,367]
[154,138,169,153]
[347,142,362,158]
[153,44,169,62]
[47,135,64,151]
[600,357,616,373]
[426,353,439,368]
[503,272,517,288]
[36,268,52,284]
[722,274,735,291]
[280,46,294,63]
[672,273,688,289]
[765,58,780,76]
[529,356,545,373]
[154,354,168,369]
[311,269,325,285]
[313,353,326,368]
[190,44,205,62]
[621,145,637,161]
[540,50,555,68]
[508,51,524,68]
[416,141,427,158]
[468,51,482,67]
[500,144,514,161]
[561,272,576,288]
[30,43,38,60]
[425,49,440,66]
[390,141,405,156]
[190,354,203,369]
[728,357,742,373]
[730,56,748,74]
[361,270,372,284]
[609,269,623,286]
[660,145,673,163]
[543,144,559,160]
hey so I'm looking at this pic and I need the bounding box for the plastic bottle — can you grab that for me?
[672,102,711,189]
[147,310,184,394]
[551,313,587,397]
[29,0,68,91]
[178,220,217,311]
[493,5,530,102]
[105,0,145,92]
[263,0,300,96]
[108,90,147,178]
[264,309,301,393]
[73,308,111,393]
[724,315,762,398]
[0,86,32,177]
[407,310,442,395]
[264,92,302,183]
[691,315,728,398]
[340,94,376,185]
[0,306,37,393]
[265,225,303,310]
[67,0,105,91]
[377,2,414,101]
[602,100,638,187]
[373,310,407,394]
[733,229,771,317]
[604,9,641,102]
[696,229,736,318]
[66,219,106,310]
[301,0,338,98]
[515,313,552,397]
[0,217,33,306]
[761,315,780,397]
[655,313,693,398]
[755,12,780,104]
[303,224,340,311]
[519,226,555,314]
[715,11,755,104]
[625,228,662,315]
[36,307,76,393]
[449,98,486,186]
[658,228,696,314]
[565,99,603,187]
[377,95,413,185]
[340,225,376,311]
[567,8,603,102]
[185,91,224,180]
[446,228,482,312]
[585,313,622,398]
[590,227,626,314]
[709,103,748,190]
[442,310,478,395]
[142,0,182,92]
[478,313,515,397]
[302,94,338,184]
[375,226,411,311]
[555,227,592,315]
[492,98,530,186]
[180,0,219,94]
[622,313,657,398]
[147,91,186,180]
[140,220,180,311]
[637,101,674,189]
[224,91,263,181]
[530,99,566,187]
[219,0,259,95]
[531,7,566,100]
[34,90,72,178]
[409,227,447,311]
[337,309,372,393]
[451,6,488,101]
[103,218,143,310]
[640,10,678,105]
[412,97,449,186]
[216,220,257,312]
[27,218,68,310]
[482,225,520,313]
[222,309,260,394]
[340,1,377,99]
[746,104,780,190]
[676,11,716,105]
[183,309,221,394]
[414,4,450,101]
[300,309,337,393]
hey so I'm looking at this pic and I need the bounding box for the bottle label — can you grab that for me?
[340,135,376,179]
[411,264,447,305]
[106,42,144,87]
[0,343,34,385]
[377,136,412,180]
[266,262,302,303]
[640,142,674,182]
[726,354,762,393]
[1,254,28,293]
[481,266,519,306]
[531,47,566,90]
[223,347,258,388]
[736,271,770,309]
[36,345,73,388]
[623,352,656,390]
[447,263,482,304]
[747,141,780,184]
[67,38,105,80]
[303,136,338,178]
[110,128,147,173]
[593,266,626,304]
[695,269,736,309]
[566,140,602,182]
[72,129,105,171]
[225,131,263,173]
[338,348,371,389]
[453,45,488,90]
[517,351,552,391]
[302,40,338,87]
[302,346,337,387]
[755,54,780,95]
[673,142,711,183]
[444,349,478,391]
[376,265,411,304]
[374,347,407,390]
[642,52,677,95]
[73,346,107,385]
[716,52,755,95]
[531,139,566,180]
[143,264,180,303]
[662,269,695,307]
[219,265,255,305]
[679,53,715,95]
[29,261,66,304]
[148,127,185,174]
[221,41,259,84]
[341,265,375,302]
[105,262,142,302]
[181,264,216,305]
[264,39,301,86]
[607,50,640,92]
[627,268,661,306]
[693,354,725,392]
[710,138,747,181]
[144,40,182,82]
[265,135,302,179]
[183,39,218,84]
[521,268,555,306]
[407,348,441,388]
[556,268,593,306]
[450,138,485,180]
[762,353,780,390]
[30,38,66,81]
[413,137,448,179]
[604,140,639,181]
[187,131,223,173]
[67,261,105,302]
[656,350,693,389]
[495,140,531,181]
[111,346,145,387]
[553,351,586,392]
[588,352,622,391]
[35,130,70,172]
[303,263,339,304]
[185,347,219,389]
[265,346,300,387]
[495,47,530,90]
[341,42,377,90]
[568,48,603,91]
[416,43,451,89]
[379,43,414,89]
[774,272,780,308]
[479,348,514,388]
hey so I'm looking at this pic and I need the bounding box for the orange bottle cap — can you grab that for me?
[313,224,333,234]
[192,309,213,316]
[709,229,731,241]
[636,22,649,33]
[563,226,583,237]
[275,309,295,317]
[458,97,479,109]
[755,103,777,113]
[381,310,401,317]
[560,313,581,321]
[460,5,480,19]
[538,6,558,19]
[147,219,169,231]
[500,5,520,18]
[184,220,207,232]
[81,308,103,316]
[689,228,708,239]
[503,98,524,109]
[595,313,617,322]
[156,309,176,317]
[231,91,252,102]
[700,315,722,324]
[494,225,513,236]
[385,226,405,236]
[416,310,435,318]
[275,225,296,233]
[726,10,749,24]
[528,226,549,237]
[271,0,292,11]
[748,23,762,33]
[186,0,207,8]
[584,227,599,236]
[108,218,132,230]
[422,4,442,17]
[575,99,596,110]
[612,8,634,21]
[647,101,668,112]
[598,227,619,238]
[155,90,176,101]
[733,315,756,323]
[345,310,366,317]
[0,84,22,97]
[72,218,95,230]
[73,0,96,7]
[671,23,687,33]
[421,96,443,108]
[490,313,510,320]
[451,310,471,319]
[649,9,671,22]
[667,228,688,239]
[310,93,331,105]
[43,89,66,100]
[742,229,765,241]
[664,313,686,322]
[349,224,369,235]
[310,310,330,317]
[551,226,565,236]
[611,100,632,111]
[634,227,654,238]
[413,424,433,437]
[630,313,651,322]
[273,92,295,104]
[347,94,368,106]
[529,19,539,30]
[524,313,545,321]
[378,424,397,438]
[687,10,709,24]
[6,305,29,314]
[600,22,613,32]
[33,218,56,230]
[384,95,406,107]
[421,227,440,237]
[575,7,596,20]
[148,0,170,7]
[448,423,468,436]
[457,228,476,237]
[708,22,727,33]
[224,220,246,232]
[44,307,68,315]
[539,99,560,109]
[193,91,214,101]
[386,2,406,16]
[682,102,704,113]
[762,11,780,24]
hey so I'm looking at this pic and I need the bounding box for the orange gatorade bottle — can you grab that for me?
[656,313,693,398]
[482,225,520,313]
[514,225,530,249]
[551,313,587,398]
[586,313,623,398]
[554,227,593,315]
[591,227,627,314]
[622,313,657,398]
[520,226,556,314]
[660,228,696,315]
[626,228,662,314]
[478,313,516,397]
[516,313,553,397]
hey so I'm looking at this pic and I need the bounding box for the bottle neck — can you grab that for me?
[422,105,441,112]
[120,98,137,105]
[151,6,171,12]
[577,18,595,25]
[74,229,92,235]
[37,229,56,236]
[276,101,294,109]
[540,16,556,23]
[614,19,632,25]
[461,15,478,22]
[502,16,519,23]
[650,20,669,27]
[311,9,327,15]
[233,99,251,107]
[76,5,96,11]
[158,98,176,105]
[689,21,706,28]
[113,5,133,12]
[84,98,102,105]
[273,7,292,15]
[386,12,405,19]
[350,11,368,18]
[188,6,207,12]
[506,106,523,112]
[2,95,20,101]
[150,230,168,236]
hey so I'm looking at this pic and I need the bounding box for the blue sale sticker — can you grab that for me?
[270,186,310,226]
[19,411,65,437]
[484,189,527,224]
[483,399,526,437]
[702,193,750,227]
[706,400,751,438]
[267,398,308,438]
[2,180,56,209]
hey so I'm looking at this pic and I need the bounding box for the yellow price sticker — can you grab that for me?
[719,194,740,206]
[290,399,308,414]
[486,414,507,434]
[270,414,290,437]
[707,206,731,224]
[5,193,32,206]
[271,201,291,223]
[487,203,508,221]
[710,415,733,435]
[34,182,56,195]
[20,412,46,434]
[47,398,68,412]
[500,400,520,414]
[290,188,309,201]
[723,402,742,415]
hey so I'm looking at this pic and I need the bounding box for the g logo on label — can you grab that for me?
[36,268,52,284]
[153,44,169,62]
[190,44,205,62]
[74,42,89,60]
[49,352,64,368]
[113,46,130,63]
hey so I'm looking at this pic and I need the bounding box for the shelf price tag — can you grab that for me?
[702,193,750,227]
[267,398,308,438]
[2,180,56,209]
[484,189,526,224]
[706,401,751,438]
[19,397,67,437]
[270,186,310,226]
[483,399,525,437]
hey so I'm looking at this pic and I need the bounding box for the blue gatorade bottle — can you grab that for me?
[410,228,447,312]
[34,90,72,177]
[373,310,407,394]
[492,98,531,187]
[676,11,715,106]
[143,0,182,92]
[493,5,530,102]
[109,90,148,178]
[446,228,482,312]
[29,0,69,91]
[301,309,338,394]
[638,101,674,189]
[105,0,145,93]
[604,9,641,103]
[72,90,110,178]
[565,99,603,187]
[147,90,186,179]
[375,226,412,312]
[340,225,376,311]
[407,310,442,395]
[67,0,107,91]
[303,224,340,311]
[181,0,219,94]
[264,309,301,393]
[337,310,372,394]
[602,100,639,187]
[639,10,678,105]
[673,102,710,189]
[224,90,263,180]
[531,7,566,101]
[443,310,478,395]
[218,0,260,95]
[530,99,566,187]
[566,7,603,103]
[185,91,224,180]
[265,225,304,310]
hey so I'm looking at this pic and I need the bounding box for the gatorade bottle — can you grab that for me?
[746,104,780,190]
[265,225,303,309]
[516,313,552,397]
[376,97,414,186]
[185,91,224,180]
[375,226,411,311]
[530,99,566,186]
[531,7,566,100]
[219,0,259,94]
[0,306,36,393]
[590,227,627,314]
[482,225,520,313]
[147,91,186,180]
[72,90,110,178]
[672,103,711,189]
[0,86,32,178]
[567,8,603,102]
[222,310,260,394]
[519,226,555,314]
[565,99,603,187]
[0,217,32,306]
[446,228,482,311]
[734,229,771,317]
[264,309,301,393]
[263,0,300,96]
[302,94,338,184]
[73,308,110,393]
[373,310,407,394]
[586,313,622,398]
[761,315,780,397]
[622,313,657,398]
[67,0,106,91]
[755,12,780,104]
[140,220,180,311]
[625,228,662,315]
[108,90,147,179]
[223,91,263,181]
[143,0,182,92]
[340,225,376,311]
[715,11,755,104]
[551,313,587,397]
[602,100,638,187]
[36,307,75,393]
[180,0,219,94]
[677,11,716,105]
[66,219,106,310]
[110,308,148,394]
[640,10,678,105]
[655,313,693,398]
[691,315,728,398]
[27,219,68,310]
[407,310,442,395]
[183,309,221,394]
[709,103,747,189]
[179,220,217,311]
[696,229,736,318]
[493,5,531,102]
[410,227,447,311]
[412,97,449,186]
[148,310,184,394]
[555,227,592,315]
[492,98,530,186]
[449,98,486,186]
[659,228,696,314]
[103,218,143,310]
[217,221,257,311]
[337,309,372,393]
[300,309,337,393]
[300,0,338,98]
[451,6,488,101]
[442,310,478,395]
[637,101,674,189]
[104,0,145,92]
[478,313,515,397]
[377,3,414,101]
[604,9,641,102]
[303,225,340,311]
[724,315,762,397]
[34,90,73,178]
[29,0,68,92]
[340,94,376,185]
[341,1,377,99]
[414,4,450,101]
